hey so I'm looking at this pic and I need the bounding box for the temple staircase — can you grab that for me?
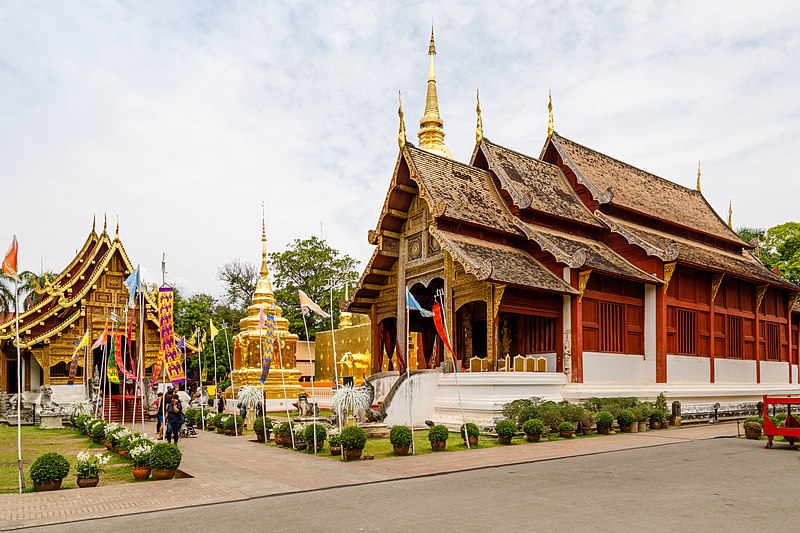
[100,396,146,423]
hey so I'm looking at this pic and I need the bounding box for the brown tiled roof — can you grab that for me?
[430,228,577,294]
[522,223,660,284]
[600,214,797,289]
[405,146,523,237]
[481,140,601,228]
[551,133,744,244]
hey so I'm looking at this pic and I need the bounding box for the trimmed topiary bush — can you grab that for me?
[558,421,575,432]
[427,425,449,443]
[522,418,545,437]
[390,425,413,448]
[617,409,635,427]
[460,422,480,440]
[224,414,244,431]
[88,419,106,441]
[303,423,327,444]
[74,415,91,432]
[253,416,273,435]
[596,411,614,429]
[30,452,70,485]
[340,426,367,450]
[149,443,182,470]
[495,419,517,439]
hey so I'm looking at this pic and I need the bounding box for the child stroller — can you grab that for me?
[179,419,198,438]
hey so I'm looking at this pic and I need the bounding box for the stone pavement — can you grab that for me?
[0,422,738,530]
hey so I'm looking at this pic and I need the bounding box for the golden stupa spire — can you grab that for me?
[398,90,406,149]
[547,91,554,139]
[475,89,483,145]
[417,26,451,158]
[115,215,120,241]
[102,213,108,235]
[696,160,702,192]
[260,203,270,279]
[728,199,733,228]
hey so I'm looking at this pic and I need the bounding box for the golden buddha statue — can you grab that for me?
[226,214,304,404]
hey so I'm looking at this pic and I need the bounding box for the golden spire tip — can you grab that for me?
[115,215,119,240]
[696,160,702,192]
[92,215,96,234]
[429,25,436,55]
[728,199,733,228]
[398,90,406,149]
[475,89,483,145]
[103,213,107,234]
[547,90,554,140]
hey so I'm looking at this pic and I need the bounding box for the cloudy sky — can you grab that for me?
[2,1,799,296]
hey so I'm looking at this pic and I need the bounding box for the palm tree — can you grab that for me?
[0,273,15,314]
[0,270,58,313]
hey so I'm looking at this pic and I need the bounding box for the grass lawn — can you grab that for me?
[247,428,607,460]
[265,409,334,420]
[0,425,133,493]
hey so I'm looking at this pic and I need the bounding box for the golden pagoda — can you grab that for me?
[227,213,303,403]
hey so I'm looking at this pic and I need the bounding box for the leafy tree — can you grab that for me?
[172,291,233,386]
[268,236,359,340]
[0,270,58,313]
[736,227,765,247]
[217,260,258,313]
[738,223,800,285]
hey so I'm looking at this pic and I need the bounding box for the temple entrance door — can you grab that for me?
[456,301,488,370]
[6,359,17,393]
[408,278,444,369]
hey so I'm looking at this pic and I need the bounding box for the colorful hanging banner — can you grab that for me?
[159,288,186,384]
[113,329,138,381]
[107,327,120,384]
[432,303,458,368]
[259,314,276,383]
[67,330,90,386]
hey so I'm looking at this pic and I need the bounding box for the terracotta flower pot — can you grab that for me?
[498,436,512,445]
[330,444,342,455]
[311,441,325,453]
[526,434,541,442]
[638,421,648,432]
[744,427,762,440]
[295,441,308,451]
[393,445,410,456]
[105,442,114,450]
[256,434,266,443]
[559,430,575,439]
[274,435,283,446]
[118,449,127,457]
[151,469,176,481]
[216,427,225,434]
[34,479,62,492]
[344,448,363,460]
[132,466,151,481]
[430,440,446,451]
[77,476,100,488]
[621,424,633,433]
[465,436,478,447]
[598,427,610,435]
[651,421,662,430]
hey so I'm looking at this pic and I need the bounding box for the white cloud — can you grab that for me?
[1,0,799,296]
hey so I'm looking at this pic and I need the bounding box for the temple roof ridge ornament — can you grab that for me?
[475,89,483,145]
[728,199,733,228]
[547,91,554,140]
[398,90,407,150]
[417,26,452,159]
[696,160,702,192]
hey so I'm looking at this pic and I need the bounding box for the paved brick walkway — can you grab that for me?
[0,422,738,530]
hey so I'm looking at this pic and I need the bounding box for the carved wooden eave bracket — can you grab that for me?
[577,270,592,302]
[516,221,586,268]
[663,262,677,294]
[551,136,613,204]
[595,211,680,262]
[788,291,800,316]
[493,284,506,318]
[711,273,725,303]
[428,226,493,281]
[756,284,768,313]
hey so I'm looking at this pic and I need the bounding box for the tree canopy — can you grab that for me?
[737,222,800,285]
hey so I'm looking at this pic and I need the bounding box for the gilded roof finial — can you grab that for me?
[398,90,406,149]
[92,215,96,235]
[417,26,451,158]
[728,199,733,228]
[547,90,554,140]
[115,215,120,241]
[102,213,107,235]
[696,160,702,192]
[260,202,270,278]
[475,89,483,145]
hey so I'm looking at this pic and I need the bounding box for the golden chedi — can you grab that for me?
[226,217,303,404]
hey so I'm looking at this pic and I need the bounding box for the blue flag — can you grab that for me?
[406,288,434,317]
[124,265,140,308]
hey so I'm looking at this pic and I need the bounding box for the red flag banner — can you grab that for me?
[2,235,18,279]
[113,330,138,381]
[433,303,457,365]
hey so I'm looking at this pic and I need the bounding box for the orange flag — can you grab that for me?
[2,236,18,280]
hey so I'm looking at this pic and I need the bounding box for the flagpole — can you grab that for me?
[138,291,145,433]
[300,312,317,453]
[436,289,469,449]
[329,286,344,460]
[121,307,128,427]
[14,278,25,493]
[108,311,116,422]
[406,293,414,455]
[275,324,294,449]
[221,322,237,437]
[132,300,140,432]
[197,327,205,431]
[95,338,107,419]
[258,314,268,443]
[211,321,218,409]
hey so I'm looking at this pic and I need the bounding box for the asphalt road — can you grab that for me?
[27,437,800,533]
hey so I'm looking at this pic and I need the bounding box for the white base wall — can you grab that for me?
[760,361,790,384]
[383,371,441,427]
[667,355,710,384]
[714,359,756,384]
[583,352,653,384]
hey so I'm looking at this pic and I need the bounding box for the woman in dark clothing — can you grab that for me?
[166,395,184,445]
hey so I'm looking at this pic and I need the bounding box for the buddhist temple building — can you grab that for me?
[0,218,161,405]
[349,30,800,422]
[228,216,303,407]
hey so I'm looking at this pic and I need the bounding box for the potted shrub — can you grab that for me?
[224,414,244,436]
[87,419,107,443]
[253,416,273,443]
[428,425,449,451]
[74,451,110,488]
[537,402,562,434]
[73,415,90,433]
[743,419,762,440]
[522,418,545,442]
[460,422,480,447]
[341,425,367,460]
[617,409,635,433]
[129,443,153,481]
[293,428,308,450]
[328,432,342,455]
[216,415,230,434]
[558,421,576,439]
[103,422,120,449]
[30,452,70,491]
[149,443,182,480]
[634,404,651,432]
[390,425,413,455]
[596,411,614,435]
[275,422,295,447]
[649,409,664,430]
[495,419,517,445]
[303,423,327,452]
[579,410,596,435]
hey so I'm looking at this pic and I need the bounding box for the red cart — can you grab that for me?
[762,395,800,448]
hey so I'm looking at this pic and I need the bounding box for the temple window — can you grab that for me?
[50,361,82,378]
[599,302,625,353]
[765,322,780,361]
[727,316,743,358]
[676,309,697,355]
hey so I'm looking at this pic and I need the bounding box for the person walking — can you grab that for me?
[165,395,184,445]
[216,388,225,414]
[155,392,165,440]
